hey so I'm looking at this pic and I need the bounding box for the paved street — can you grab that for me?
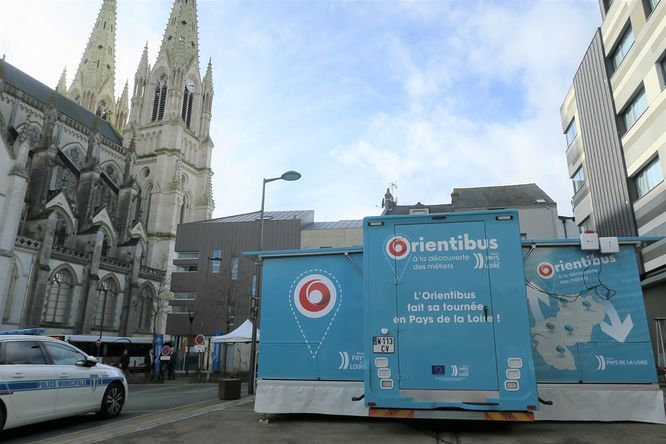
[15,391,666,444]
[1,383,221,443]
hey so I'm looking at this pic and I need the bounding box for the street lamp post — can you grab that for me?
[185,310,196,376]
[96,282,109,358]
[248,170,301,395]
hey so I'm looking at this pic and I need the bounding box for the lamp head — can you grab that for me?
[280,170,301,181]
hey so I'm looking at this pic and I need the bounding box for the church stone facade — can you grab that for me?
[0,0,214,337]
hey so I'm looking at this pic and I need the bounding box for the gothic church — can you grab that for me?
[0,0,214,337]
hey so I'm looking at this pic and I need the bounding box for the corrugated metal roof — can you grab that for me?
[1,60,122,145]
[200,210,315,224]
[302,220,363,230]
[452,183,556,208]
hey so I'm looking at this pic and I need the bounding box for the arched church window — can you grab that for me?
[93,279,118,330]
[65,149,83,169]
[43,269,73,324]
[54,214,68,246]
[55,165,79,204]
[104,164,119,185]
[152,75,168,122]
[93,179,118,217]
[181,79,195,129]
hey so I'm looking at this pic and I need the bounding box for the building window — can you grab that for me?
[170,305,195,314]
[93,279,118,330]
[645,0,661,16]
[620,88,648,134]
[43,270,73,324]
[174,265,198,272]
[181,79,195,129]
[659,56,666,89]
[172,292,196,300]
[610,25,634,73]
[634,157,664,199]
[176,251,199,260]
[151,74,167,122]
[565,119,577,146]
[579,216,594,234]
[572,167,585,194]
[212,249,221,273]
[230,257,239,280]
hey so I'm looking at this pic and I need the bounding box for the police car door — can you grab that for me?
[42,341,101,414]
[0,339,57,420]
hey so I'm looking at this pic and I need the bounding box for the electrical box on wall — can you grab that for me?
[599,237,620,254]
[580,232,599,250]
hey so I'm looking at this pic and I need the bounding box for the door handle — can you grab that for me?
[58,372,70,378]
[11,372,25,379]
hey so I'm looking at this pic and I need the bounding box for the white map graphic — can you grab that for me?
[531,295,606,370]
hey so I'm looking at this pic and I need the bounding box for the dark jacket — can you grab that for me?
[120,352,130,370]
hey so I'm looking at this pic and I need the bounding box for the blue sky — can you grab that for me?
[0,0,601,221]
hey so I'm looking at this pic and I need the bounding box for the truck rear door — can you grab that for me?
[394,221,499,394]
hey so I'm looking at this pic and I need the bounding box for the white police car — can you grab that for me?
[0,335,128,431]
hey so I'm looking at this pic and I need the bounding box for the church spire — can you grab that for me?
[55,67,67,94]
[158,0,200,72]
[66,0,117,117]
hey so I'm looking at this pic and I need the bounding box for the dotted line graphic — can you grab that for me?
[383,233,412,282]
[288,268,343,359]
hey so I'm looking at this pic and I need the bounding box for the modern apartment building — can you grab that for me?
[561,0,665,340]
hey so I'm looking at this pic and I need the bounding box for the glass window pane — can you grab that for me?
[44,342,86,365]
[565,119,577,146]
[3,341,47,365]
[172,292,196,300]
[636,158,664,198]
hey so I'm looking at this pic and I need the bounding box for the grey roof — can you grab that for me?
[451,183,556,209]
[0,60,122,145]
[200,210,315,224]
[302,220,363,230]
[386,203,453,215]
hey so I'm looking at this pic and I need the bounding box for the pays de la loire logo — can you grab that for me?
[386,235,411,260]
[293,274,337,319]
[537,261,555,279]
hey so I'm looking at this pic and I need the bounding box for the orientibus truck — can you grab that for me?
[249,210,665,423]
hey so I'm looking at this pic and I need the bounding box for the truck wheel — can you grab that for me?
[98,382,125,418]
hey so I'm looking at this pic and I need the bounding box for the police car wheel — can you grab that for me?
[98,382,125,418]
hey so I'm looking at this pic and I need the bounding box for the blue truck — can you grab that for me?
[251,211,664,423]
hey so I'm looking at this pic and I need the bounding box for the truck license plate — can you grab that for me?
[373,336,395,353]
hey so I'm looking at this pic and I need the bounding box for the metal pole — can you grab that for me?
[96,286,107,358]
[248,179,267,395]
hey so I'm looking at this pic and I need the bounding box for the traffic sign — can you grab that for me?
[195,334,206,345]
[161,345,172,356]
[190,345,206,353]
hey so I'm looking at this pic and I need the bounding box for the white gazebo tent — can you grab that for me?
[211,320,258,375]
[211,319,259,343]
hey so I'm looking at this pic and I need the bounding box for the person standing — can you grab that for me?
[167,352,176,380]
[144,349,155,382]
[120,349,130,375]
